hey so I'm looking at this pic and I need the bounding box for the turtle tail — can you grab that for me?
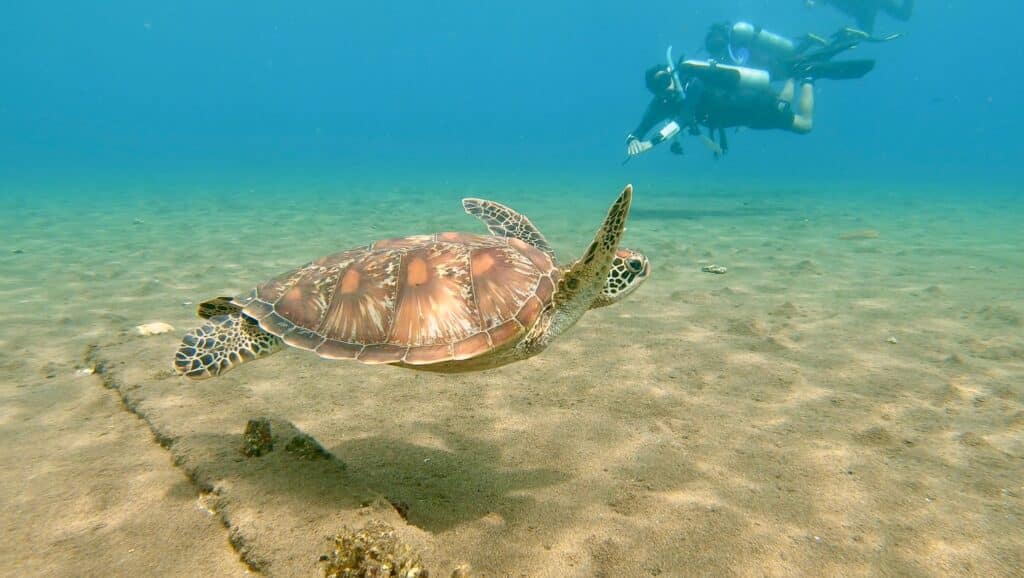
[173,314,283,380]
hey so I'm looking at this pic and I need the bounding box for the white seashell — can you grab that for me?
[137,321,175,336]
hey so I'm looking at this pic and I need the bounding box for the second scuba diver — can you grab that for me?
[702,20,887,83]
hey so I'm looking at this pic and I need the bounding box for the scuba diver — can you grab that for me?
[625,58,814,160]
[703,20,893,83]
[805,0,914,34]
[624,65,698,159]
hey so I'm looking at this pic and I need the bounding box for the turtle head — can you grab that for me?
[590,248,651,309]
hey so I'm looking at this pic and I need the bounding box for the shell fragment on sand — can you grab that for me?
[701,265,728,274]
[137,321,175,336]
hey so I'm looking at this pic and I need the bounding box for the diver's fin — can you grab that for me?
[866,31,903,43]
[841,27,902,43]
[795,59,875,81]
[805,33,829,47]
[836,26,870,41]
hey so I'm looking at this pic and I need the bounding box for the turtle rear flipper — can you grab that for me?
[197,296,243,319]
[174,314,283,380]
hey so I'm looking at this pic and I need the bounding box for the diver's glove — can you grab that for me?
[626,136,654,157]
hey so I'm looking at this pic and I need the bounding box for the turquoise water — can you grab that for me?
[2,1,1021,192]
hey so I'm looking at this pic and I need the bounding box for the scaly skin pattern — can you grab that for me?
[174,314,284,379]
[522,185,633,355]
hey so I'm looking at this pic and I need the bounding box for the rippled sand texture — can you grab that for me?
[1,184,1021,576]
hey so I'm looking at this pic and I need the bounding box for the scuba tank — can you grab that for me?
[729,21,796,61]
[678,59,771,90]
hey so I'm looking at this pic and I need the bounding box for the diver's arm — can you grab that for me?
[885,0,913,21]
[626,136,653,157]
[627,120,681,157]
[626,99,673,156]
[627,99,668,142]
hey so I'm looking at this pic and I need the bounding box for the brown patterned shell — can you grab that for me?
[238,233,559,365]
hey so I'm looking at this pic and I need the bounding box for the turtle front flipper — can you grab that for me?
[463,197,651,309]
[538,185,634,347]
[174,314,283,380]
[462,198,556,259]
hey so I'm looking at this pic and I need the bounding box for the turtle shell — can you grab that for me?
[238,233,559,365]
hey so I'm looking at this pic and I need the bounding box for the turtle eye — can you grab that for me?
[626,258,644,274]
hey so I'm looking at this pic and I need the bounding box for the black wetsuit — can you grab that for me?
[629,78,794,139]
[692,82,795,131]
[627,92,693,141]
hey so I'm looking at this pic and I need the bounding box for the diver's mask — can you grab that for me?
[648,68,678,99]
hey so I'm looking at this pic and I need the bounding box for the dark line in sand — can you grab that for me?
[83,343,269,574]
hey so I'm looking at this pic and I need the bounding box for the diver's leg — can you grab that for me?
[779,78,796,104]
[791,81,814,133]
[855,8,877,33]
[885,0,914,21]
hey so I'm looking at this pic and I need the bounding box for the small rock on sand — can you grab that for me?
[242,418,274,457]
[136,322,175,336]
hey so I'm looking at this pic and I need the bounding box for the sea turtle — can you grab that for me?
[173,185,648,379]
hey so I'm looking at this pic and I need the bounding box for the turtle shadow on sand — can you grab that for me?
[327,431,568,533]
[88,338,568,574]
[193,424,567,534]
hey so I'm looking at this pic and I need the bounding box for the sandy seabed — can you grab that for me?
[1,184,1021,577]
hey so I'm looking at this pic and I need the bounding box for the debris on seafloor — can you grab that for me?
[701,264,728,274]
[136,321,175,336]
[241,418,274,457]
[321,520,430,578]
[321,520,473,578]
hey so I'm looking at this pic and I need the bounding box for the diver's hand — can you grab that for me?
[626,138,654,157]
